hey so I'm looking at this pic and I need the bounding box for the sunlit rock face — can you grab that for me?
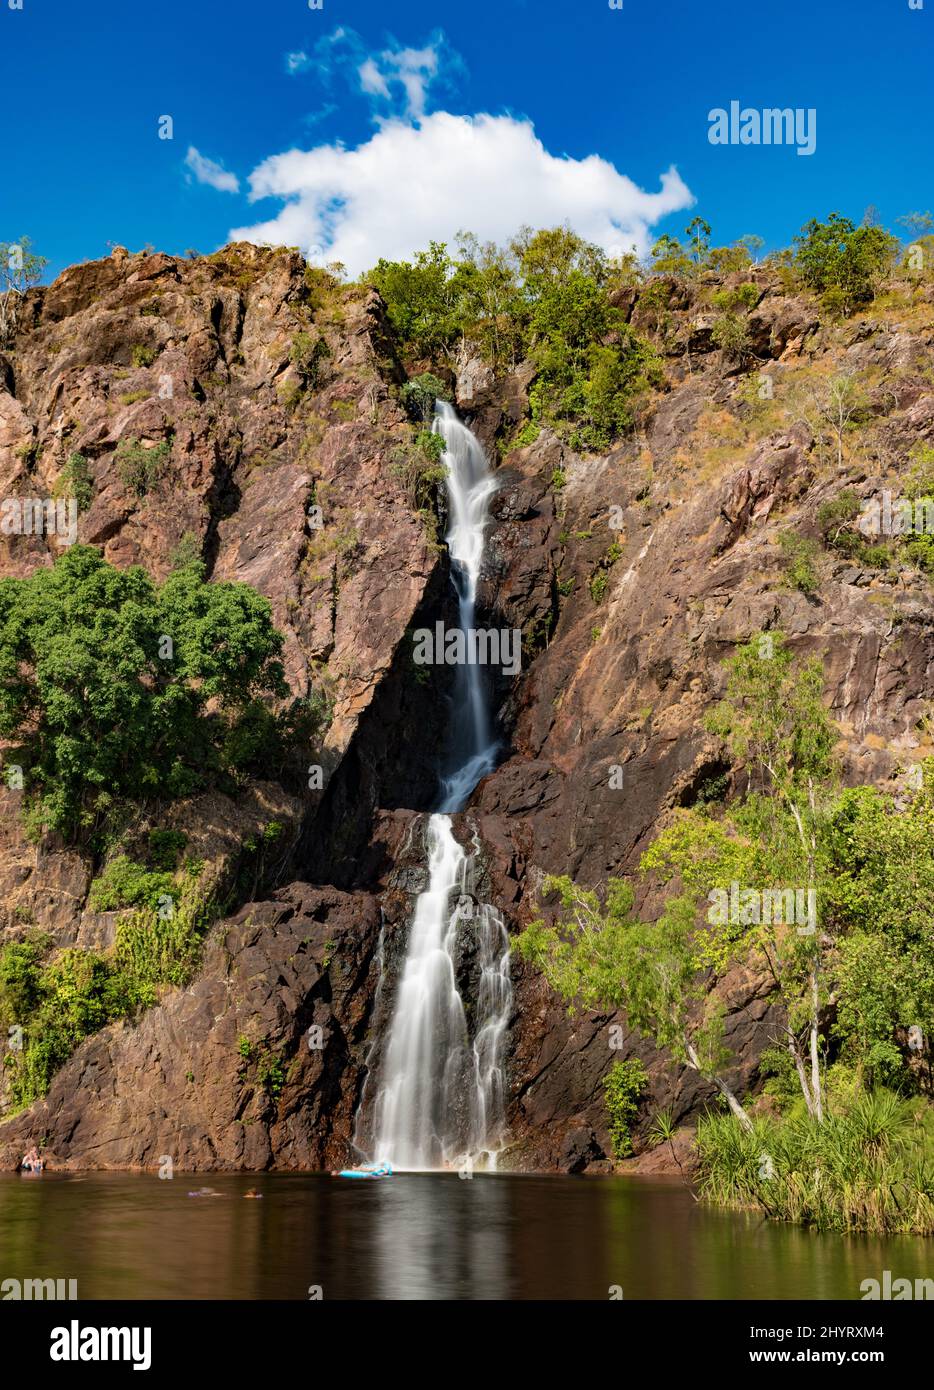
[2,247,933,1172]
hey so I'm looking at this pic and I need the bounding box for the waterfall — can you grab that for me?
[364,400,512,1171]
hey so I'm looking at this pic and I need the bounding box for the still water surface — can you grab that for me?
[0,1171,929,1300]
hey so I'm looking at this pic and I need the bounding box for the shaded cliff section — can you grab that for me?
[2,248,934,1170]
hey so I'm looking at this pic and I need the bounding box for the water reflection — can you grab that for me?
[0,1172,929,1301]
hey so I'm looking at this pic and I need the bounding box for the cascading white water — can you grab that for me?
[435,400,500,812]
[366,400,512,1171]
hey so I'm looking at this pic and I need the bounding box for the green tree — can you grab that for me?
[367,241,461,357]
[516,874,755,1129]
[685,217,712,265]
[0,236,47,344]
[0,545,308,843]
[823,779,934,1084]
[700,633,837,1119]
[650,234,692,276]
[793,213,896,315]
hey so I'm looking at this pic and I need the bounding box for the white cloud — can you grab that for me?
[229,112,694,276]
[185,146,239,194]
[284,26,459,123]
[358,56,390,100]
[358,41,442,119]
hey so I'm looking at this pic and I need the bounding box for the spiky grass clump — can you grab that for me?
[695,1090,934,1235]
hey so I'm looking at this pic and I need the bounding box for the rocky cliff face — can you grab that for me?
[1,248,932,1171]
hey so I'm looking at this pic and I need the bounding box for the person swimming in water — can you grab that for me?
[21,1145,43,1173]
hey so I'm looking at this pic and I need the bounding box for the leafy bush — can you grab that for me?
[53,452,94,512]
[711,283,760,313]
[390,439,448,514]
[414,429,445,465]
[711,312,751,361]
[289,331,330,387]
[0,943,133,1111]
[366,228,662,451]
[114,436,171,496]
[147,828,188,870]
[131,345,157,368]
[817,489,861,548]
[603,1058,648,1158]
[778,532,820,593]
[400,372,449,423]
[0,876,219,1111]
[87,856,175,912]
[368,242,464,357]
[794,213,897,315]
[0,545,318,843]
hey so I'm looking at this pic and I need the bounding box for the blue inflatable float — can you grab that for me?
[336,1162,393,1179]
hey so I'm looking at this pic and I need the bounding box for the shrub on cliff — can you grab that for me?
[793,212,897,315]
[114,436,172,496]
[400,372,449,423]
[603,1058,649,1158]
[0,545,308,844]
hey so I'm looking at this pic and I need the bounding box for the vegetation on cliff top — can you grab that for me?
[367,227,664,451]
[365,210,929,456]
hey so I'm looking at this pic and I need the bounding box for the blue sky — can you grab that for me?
[4,0,931,281]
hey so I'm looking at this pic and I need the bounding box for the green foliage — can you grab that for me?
[589,542,621,604]
[648,1107,678,1146]
[390,437,448,516]
[53,452,94,512]
[711,284,760,314]
[289,331,330,387]
[822,779,934,1083]
[366,228,662,451]
[87,856,175,912]
[0,236,47,344]
[650,235,693,277]
[0,936,45,1021]
[147,828,188,870]
[0,545,315,844]
[368,241,465,357]
[793,212,897,315]
[897,444,934,574]
[0,940,131,1111]
[516,875,733,1089]
[400,372,449,423]
[112,877,216,1002]
[131,344,157,368]
[518,229,663,450]
[685,217,712,264]
[696,1090,934,1234]
[414,429,445,465]
[114,436,171,496]
[603,1057,648,1158]
[777,531,820,593]
[256,1047,286,1098]
[711,312,751,361]
[817,489,861,547]
[589,571,609,604]
[817,490,890,569]
[513,421,540,448]
[704,630,836,803]
[168,531,202,571]
[0,866,223,1113]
